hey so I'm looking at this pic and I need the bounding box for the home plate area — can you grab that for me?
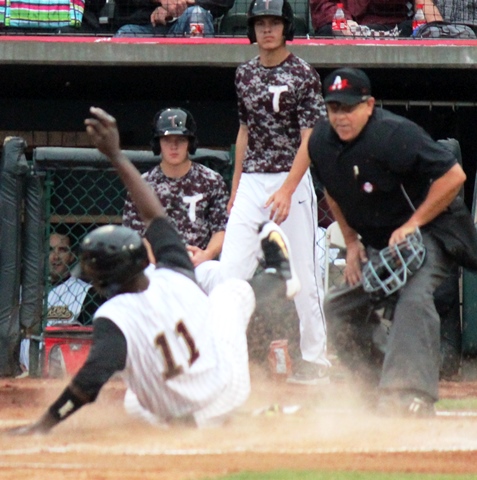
[1,370,477,480]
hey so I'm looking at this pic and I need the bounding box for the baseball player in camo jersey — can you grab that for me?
[123,107,229,272]
[199,0,330,384]
[9,107,298,434]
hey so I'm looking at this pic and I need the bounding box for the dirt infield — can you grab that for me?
[1,370,477,480]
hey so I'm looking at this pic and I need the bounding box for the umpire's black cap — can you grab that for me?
[323,68,372,105]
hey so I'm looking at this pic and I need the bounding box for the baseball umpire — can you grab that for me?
[8,107,298,434]
[272,67,466,416]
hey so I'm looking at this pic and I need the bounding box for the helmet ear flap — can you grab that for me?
[247,0,256,43]
[182,108,198,154]
[188,136,198,155]
[151,110,164,155]
[283,1,295,40]
[247,26,256,43]
[150,136,161,155]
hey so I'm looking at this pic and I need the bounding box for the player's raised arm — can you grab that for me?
[85,106,166,228]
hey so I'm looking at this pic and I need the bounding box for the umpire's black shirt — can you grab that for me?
[308,107,457,250]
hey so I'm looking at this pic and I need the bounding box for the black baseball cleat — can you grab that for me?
[258,221,301,300]
[286,359,330,386]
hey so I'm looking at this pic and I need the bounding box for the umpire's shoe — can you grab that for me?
[258,221,301,300]
[376,390,436,418]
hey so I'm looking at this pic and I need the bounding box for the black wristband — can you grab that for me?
[48,386,89,422]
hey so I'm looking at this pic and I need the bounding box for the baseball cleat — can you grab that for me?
[376,391,436,418]
[286,360,330,386]
[258,221,301,300]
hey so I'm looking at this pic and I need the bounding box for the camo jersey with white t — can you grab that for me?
[201,53,330,367]
[235,53,327,173]
[123,162,229,248]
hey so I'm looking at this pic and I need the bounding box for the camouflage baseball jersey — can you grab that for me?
[235,53,327,173]
[123,162,229,249]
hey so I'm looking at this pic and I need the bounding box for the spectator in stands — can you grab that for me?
[421,0,444,23]
[434,0,477,27]
[311,0,442,37]
[19,230,105,373]
[63,0,160,34]
[122,107,229,272]
[114,0,233,36]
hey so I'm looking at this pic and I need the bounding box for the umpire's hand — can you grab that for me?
[85,107,122,161]
[344,238,367,286]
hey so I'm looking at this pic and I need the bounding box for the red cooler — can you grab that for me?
[43,325,93,378]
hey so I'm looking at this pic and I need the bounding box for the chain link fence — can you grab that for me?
[31,146,235,376]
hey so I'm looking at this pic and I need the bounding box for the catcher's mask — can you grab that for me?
[247,0,295,43]
[76,225,149,299]
[150,107,198,156]
[362,229,427,299]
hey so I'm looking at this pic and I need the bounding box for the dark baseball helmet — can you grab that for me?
[151,107,198,155]
[247,0,295,43]
[78,225,149,298]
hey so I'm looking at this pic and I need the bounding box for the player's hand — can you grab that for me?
[84,107,122,160]
[344,239,367,286]
[6,412,57,436]
[7,423,48,436]
[265,188,291,225]
[186,245,208,267]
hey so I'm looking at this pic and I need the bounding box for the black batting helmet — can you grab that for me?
[78,225,149,298]
[247,0,295,43]
[150,107,198,155]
